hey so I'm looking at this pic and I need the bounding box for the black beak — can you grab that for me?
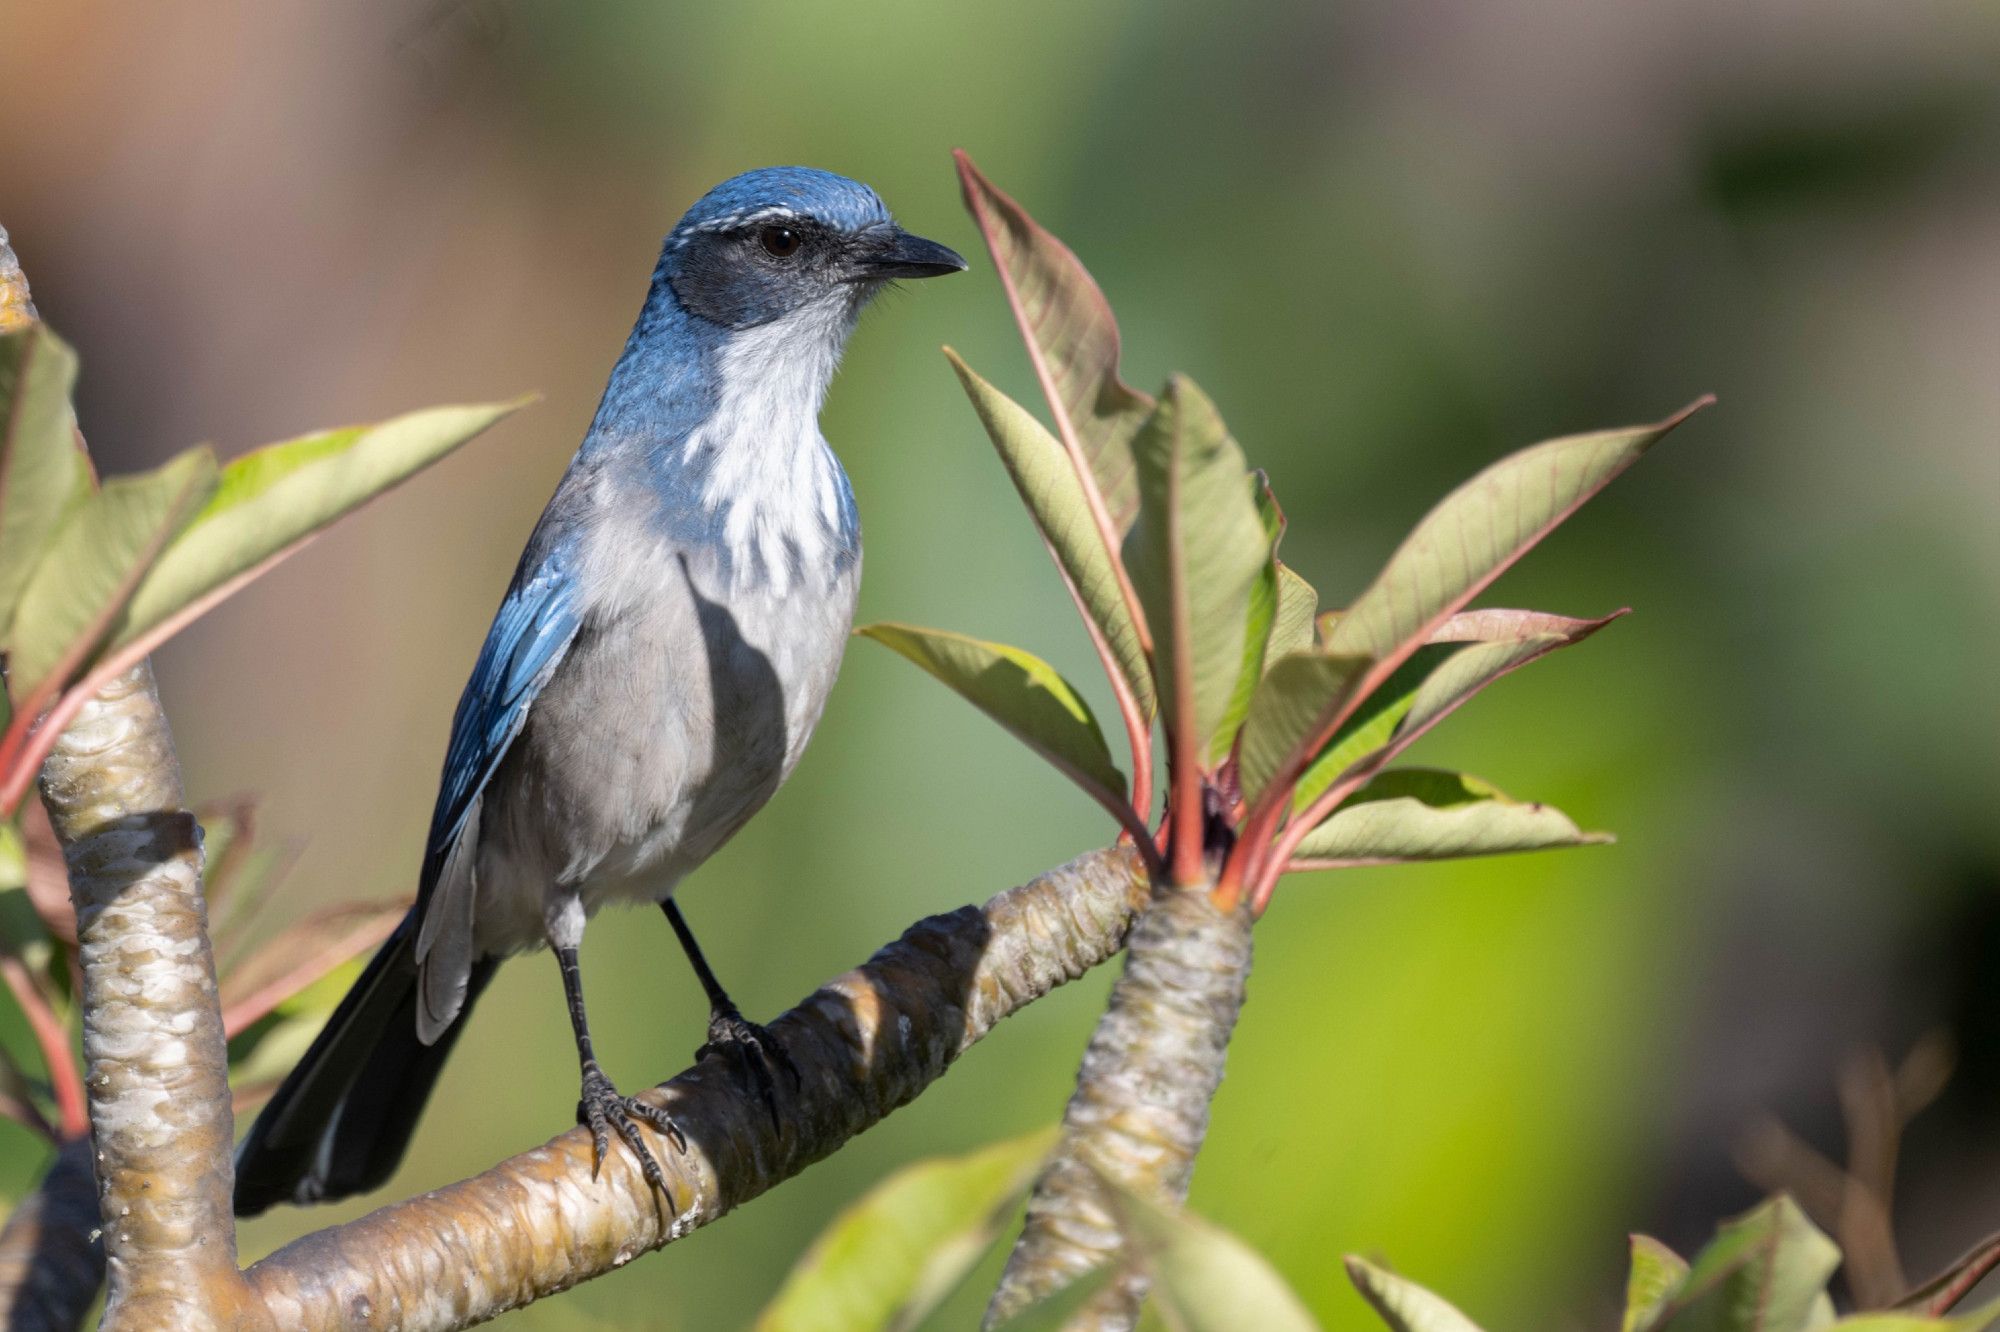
[848,226,968,280]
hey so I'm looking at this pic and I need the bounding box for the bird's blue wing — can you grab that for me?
[417,540,583,912]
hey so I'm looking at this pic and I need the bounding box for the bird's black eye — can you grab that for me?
[759,225,801,258]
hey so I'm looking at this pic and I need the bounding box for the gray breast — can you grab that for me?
[470,477,860,956]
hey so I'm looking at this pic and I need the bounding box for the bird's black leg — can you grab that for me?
[660,899,799,1129]
[555,943,685,1207]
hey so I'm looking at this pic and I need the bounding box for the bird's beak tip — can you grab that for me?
[853,228,968,280]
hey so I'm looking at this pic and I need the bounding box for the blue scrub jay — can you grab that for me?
[233,167,965,1215]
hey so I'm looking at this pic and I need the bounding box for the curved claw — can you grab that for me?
[577,1060,682,1210]
[699,1008,798,1132]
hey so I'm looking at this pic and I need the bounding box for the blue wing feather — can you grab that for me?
[418,540,583,910]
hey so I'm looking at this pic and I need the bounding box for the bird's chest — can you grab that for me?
[502,458,860,901]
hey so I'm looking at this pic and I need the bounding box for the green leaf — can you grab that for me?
[857,624,1128,810]
[1626,1236,1691,1332]
[6,446,217,706]
[1206,473,1288,765]
[1123,377,1273,765]
[1344,1256,1487,1332]
[1097,1176,1322,1332]
[1272,564,1319,661]
[1290,610,1622,813]
[1288,768,1609,866]
[0,820,22,894]
[1237,650,1371,808]
[1323,403,1705,695]
[1650,1196,1839,1332]
[944,351,1154,723]
[752,1129,1057,1332]
[0,326,89,637]
[955,152,1154,533]
[218,899,406,1036]
[104,400,521,662]
[227,954,368,1089]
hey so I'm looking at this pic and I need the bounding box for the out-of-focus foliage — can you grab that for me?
[752,1129,1054,1332]
[0,322,517,812]
[5,3,1998,1327]
[1350,1198,2000,1332]
[0,321,490,1145]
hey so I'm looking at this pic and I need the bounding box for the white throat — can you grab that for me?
[691,298,861,595]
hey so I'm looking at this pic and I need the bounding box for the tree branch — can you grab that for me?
[38,664,268,1330]
[244,845,1148,1330]
[4,223,264,1330]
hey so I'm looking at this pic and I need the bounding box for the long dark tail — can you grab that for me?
[232,914,497,1216]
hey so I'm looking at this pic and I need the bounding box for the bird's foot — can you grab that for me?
[576,1059,686,1208]
[697,1005,800,1131]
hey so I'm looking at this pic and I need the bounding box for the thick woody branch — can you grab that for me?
[244,845,1150,1331]
[986,883,1253,1331]
[3,227,262,1330]
[39,665,266,1330]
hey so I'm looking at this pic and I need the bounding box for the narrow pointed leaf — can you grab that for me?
[1323,403,1706,676]
[1272,564,1319,659]
[1290,611,1623,814]
[945,350,1154,722]
[1344,1256,1487,1332]
[1237,651,1371,808]
[1096,1173,1321,1332]
[226,956,367,1089]
[1123,377,1272,764]
[218,898,407,1037]
[753,1129,1057,1332]
[1651,1196,1839,1332]
[1625,1236,1690,1332]
[955,152,1154,533]
[105,399,523,659]
[857,624,1127,809]
[0,327,89,636]
[6,446,217,704]
[1289,768,1609,866]
[1208,473,1288,763]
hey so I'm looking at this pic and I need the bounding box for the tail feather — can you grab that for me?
[232,915,496,1216]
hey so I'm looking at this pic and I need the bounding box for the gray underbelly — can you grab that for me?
[470,559,858,954]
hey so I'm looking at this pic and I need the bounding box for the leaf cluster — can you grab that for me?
[863,154,1708,911]
[0,321,515,1145]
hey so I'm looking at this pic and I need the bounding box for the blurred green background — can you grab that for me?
[4,1,2000,1326]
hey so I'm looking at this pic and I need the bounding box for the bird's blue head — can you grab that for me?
[657,166,966,330]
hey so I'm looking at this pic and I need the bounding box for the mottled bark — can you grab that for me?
[0,1138,102,1332]
[39,665,269,1331]
[985,884,1253,1331]
[243,845,1150,1330]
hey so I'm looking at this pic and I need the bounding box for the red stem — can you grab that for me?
[0,952,84,1139]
